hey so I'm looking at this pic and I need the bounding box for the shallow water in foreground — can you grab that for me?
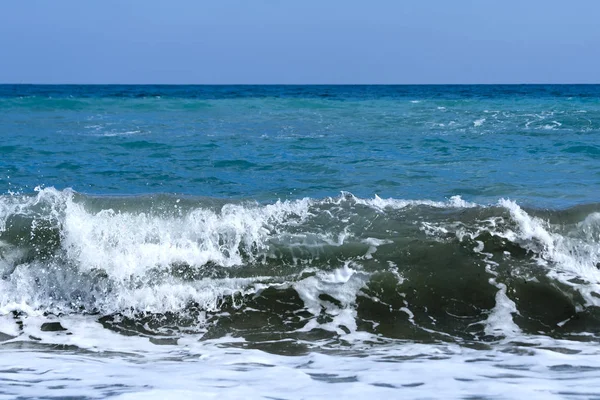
[1,85,600,399]
[5,330,600,399]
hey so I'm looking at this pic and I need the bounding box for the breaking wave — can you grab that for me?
[1,188,600,346]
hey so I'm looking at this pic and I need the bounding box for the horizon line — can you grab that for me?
[1,82,600,86]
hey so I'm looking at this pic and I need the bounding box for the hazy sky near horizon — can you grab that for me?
[1,1,598,84]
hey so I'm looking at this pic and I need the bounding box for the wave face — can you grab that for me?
[2,187,600,347]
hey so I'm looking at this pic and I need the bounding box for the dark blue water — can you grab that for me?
[1,85,599,206]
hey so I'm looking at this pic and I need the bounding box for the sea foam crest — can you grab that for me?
[0,188,319,315]
[1,187,317,277]
[351,193,477,211]
[418,198,600,334]
[61,196,313,280]
[0,188,391,317]
[498,199,600,306]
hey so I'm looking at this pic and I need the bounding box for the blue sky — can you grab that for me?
[1,0,598,84]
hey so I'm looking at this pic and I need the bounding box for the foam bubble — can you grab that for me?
[473,118,485,127]
[293,263,368,335]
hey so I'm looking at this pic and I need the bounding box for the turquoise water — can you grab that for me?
[2,85,599,205]
[1,85,600,399]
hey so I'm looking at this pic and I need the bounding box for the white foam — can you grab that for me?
[3,330,600,399]
[99,130,143,137]
[361,237,393,259]
[419,199,600,335]
[0,188,321,315]
[0,188,483,319]
[484,282,521,337]
[578,212,600,242]
[293,263,368,336]
[5,188,599,342]
[498,199,600,306]
[473,118,485,127]
[353,194,477,211]
[467,227,521,337]
[30,188,313,275]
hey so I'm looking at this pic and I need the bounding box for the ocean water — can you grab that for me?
[1,84,600,399]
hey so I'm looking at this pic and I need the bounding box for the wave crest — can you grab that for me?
[1,188,600,344]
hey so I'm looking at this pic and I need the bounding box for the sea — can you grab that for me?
[1,84,600,399]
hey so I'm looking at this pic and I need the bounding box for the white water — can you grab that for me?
[3,188,600,398]
[498,199,600,307]
[0,188,479,317]
[2,318,600,399]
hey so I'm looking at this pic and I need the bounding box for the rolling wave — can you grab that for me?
[1,188,600,345]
